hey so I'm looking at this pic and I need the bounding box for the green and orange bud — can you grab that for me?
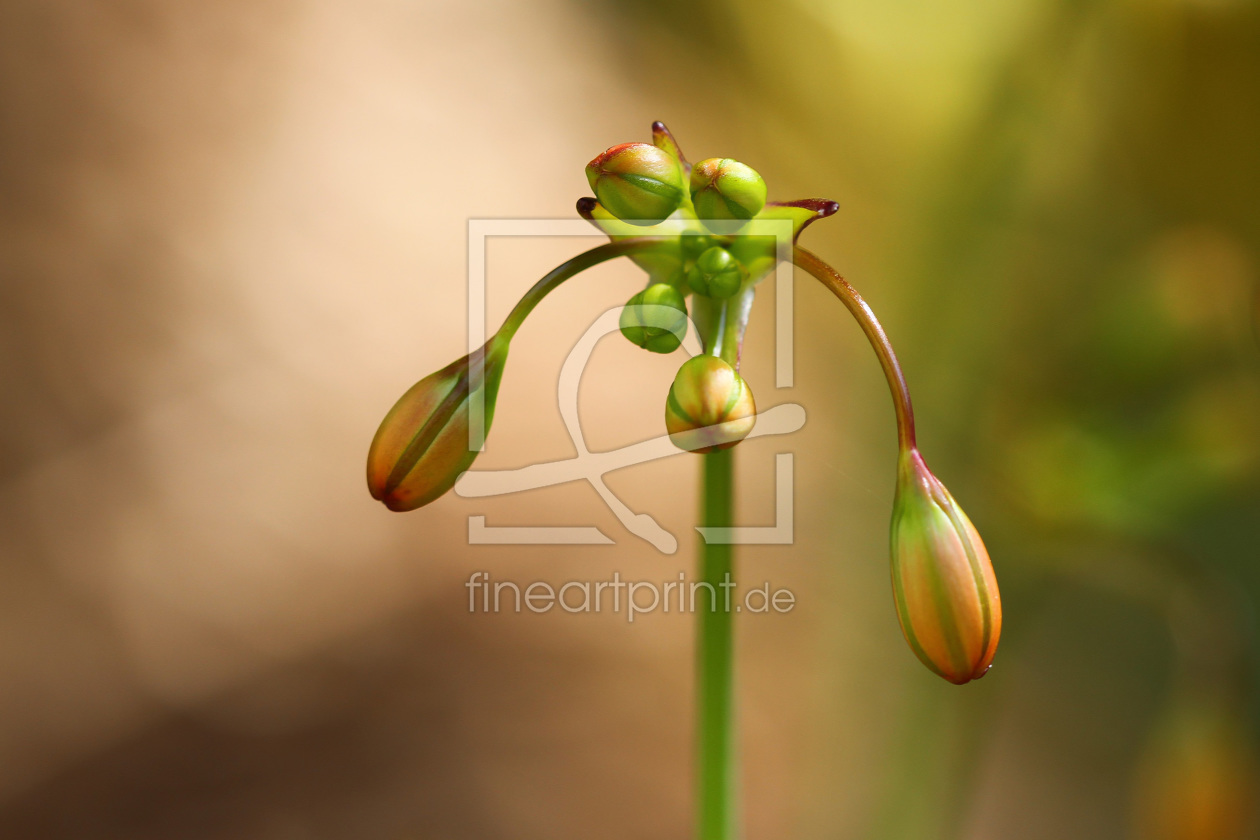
[890,448,1001,685]
[585,142,686,226]
[366,340,508,512]
[689,158,767,230]
[620,283,689,353]
[687,246,745,299]
[664,355,756,453]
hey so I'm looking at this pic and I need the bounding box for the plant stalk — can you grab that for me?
[792,246,917,450]
[697,446,736,840]
[496,238,674,342]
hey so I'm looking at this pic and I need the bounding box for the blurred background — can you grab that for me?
[1,0,1258,837]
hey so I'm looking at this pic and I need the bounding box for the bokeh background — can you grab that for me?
[2,0,1259,837]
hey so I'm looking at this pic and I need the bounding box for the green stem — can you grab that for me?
[710,300,729,358]
[792,246,918,450]
[720,286,755,371]
[496,238,675,342]
[697,446,736,840]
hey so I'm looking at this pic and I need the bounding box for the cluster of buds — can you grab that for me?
[364,121,1002,685]
[584,129,773,454]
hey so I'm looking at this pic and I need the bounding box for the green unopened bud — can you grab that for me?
[621,283,688,353]
[890,449,1001,685]
[690,158,767,229]
[664,356,756,453]
[366,341,508,512]
[687,246,745,299]
[586,142,685,226]
[681,233,719,260]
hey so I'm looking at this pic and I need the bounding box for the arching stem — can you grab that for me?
[496,238,676,342]
[792,246,918,450]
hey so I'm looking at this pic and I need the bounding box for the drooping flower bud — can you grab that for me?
[690,158,768,229]
[687,246,745,299]
[890,448,1001,684]
[585,142,686,226]
[665,355,756,453]
[620,283,689,353]
[366,340,508,512]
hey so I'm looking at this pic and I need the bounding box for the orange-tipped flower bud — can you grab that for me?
[687,246,745,299]
[366,342,507,512]
[890,448,1001,684]
[585,142,686,226]
[665,355,756,453]
[690,158,767,229]
[621,283,689,353]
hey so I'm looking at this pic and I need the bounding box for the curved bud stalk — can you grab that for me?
[367,337,509,512]
[891,449,1001,684]
[576,197,689,286]
[665,356,756,453]
[792,245,1002,684]
[367,237,675,513]
[727,199,839,289]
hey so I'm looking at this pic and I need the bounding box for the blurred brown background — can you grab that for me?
[1,0,1259,838]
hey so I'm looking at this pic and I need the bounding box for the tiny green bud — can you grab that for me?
[689,158,768,229]
[586,142,685,226]
[366,342,507,512]
[681,232,718,259]
[664,355,756,453]
[890,449,1001,685]
[687,246,744,299]
[620,283,688,353]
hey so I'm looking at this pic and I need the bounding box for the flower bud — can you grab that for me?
[690,158,768,229]
[665,356,756,453]
[681,232,719,260]
[585,142,686,226]
[620,283,689,353]
[890,449,1001,684]
[366,342,507,512]
[687,246,745,299]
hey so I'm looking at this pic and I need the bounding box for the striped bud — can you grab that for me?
[686,246,745,299]
[665,355,756,453]
[890,448,1001,684]
[690,158,767,230]
[586,142,686,226]
[621,283,689,353]
[366,341,507,512]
